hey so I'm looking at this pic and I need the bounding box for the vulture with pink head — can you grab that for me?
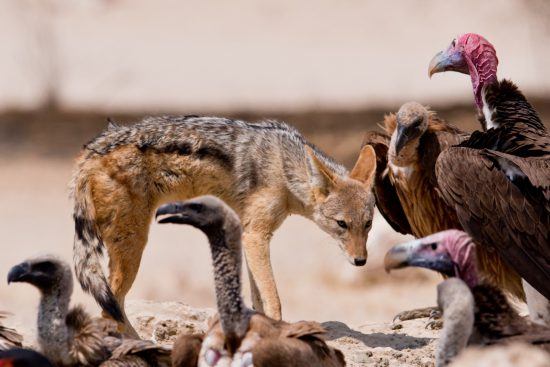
[385,230,550,367]
[428,33,550,306]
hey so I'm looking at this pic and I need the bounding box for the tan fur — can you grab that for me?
[72,117,377,334]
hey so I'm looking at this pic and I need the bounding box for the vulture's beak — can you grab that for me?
[384,239,456,276]
[155,202,190,224]
[384,240,419,272]
[428,44,469,78]
[428,51,449,78]
[394,125,409,155]
[7,262,31,284]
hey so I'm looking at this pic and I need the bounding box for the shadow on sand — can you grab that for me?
[322,321,433,350]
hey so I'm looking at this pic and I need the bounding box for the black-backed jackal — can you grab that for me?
[70,116,377,335]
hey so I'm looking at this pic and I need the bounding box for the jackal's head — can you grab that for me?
[305,145,377,266]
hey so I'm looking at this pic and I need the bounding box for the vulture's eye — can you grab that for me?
[336,220,348,229]
[365,220,372,229]
[451,39,456,47]
[430,243,438,250]
[188,203,203,212]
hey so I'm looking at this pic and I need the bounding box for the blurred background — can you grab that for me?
[1,0,549,340]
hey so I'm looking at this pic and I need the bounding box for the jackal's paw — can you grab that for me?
[393,306,439,322]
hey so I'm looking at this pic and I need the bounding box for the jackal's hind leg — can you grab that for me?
[102,213,151,338]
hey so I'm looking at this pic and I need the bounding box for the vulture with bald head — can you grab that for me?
[385,230,550,367]
[428,33,550,323]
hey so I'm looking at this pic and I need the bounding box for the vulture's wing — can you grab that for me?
[362,131,412,234]
[66,305,117,365]
[251,321,345,367]
[0,312,22,350]
[100,339,171,367]
[171,334,203,367]
[436,147,550,299]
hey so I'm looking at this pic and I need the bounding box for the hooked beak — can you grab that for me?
[428,51,447,78]
[155,202,190,224]
[384,240,455,276]
[428,46,468,78]
[384,240,419,272]
[7,262,31,284]
[394,125,409,155]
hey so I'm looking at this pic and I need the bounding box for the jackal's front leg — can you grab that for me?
[242,231,282,320]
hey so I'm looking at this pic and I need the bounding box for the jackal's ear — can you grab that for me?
[350,145,377,189]
[305,145,339,199]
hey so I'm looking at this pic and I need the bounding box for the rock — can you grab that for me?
[126,300,215,345]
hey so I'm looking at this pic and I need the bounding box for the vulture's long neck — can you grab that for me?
[38,285,72,362]
[206,221,249,347]
[436,280,475,367]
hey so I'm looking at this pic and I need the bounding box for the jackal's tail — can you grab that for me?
[70,161,123,322]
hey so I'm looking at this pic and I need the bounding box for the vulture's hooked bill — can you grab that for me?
[385,230,550,367]
[362,101,523,298]
[428,33,550,301]
[156,195,346,367]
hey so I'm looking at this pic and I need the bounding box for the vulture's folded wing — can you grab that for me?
[105,339,171,367]
[362,131,412,235]
[0,312,23,350]
[436,147,550,299]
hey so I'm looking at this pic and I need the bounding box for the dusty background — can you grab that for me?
[1,0,550,364]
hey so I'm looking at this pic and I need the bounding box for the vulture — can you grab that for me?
[384,230,550,367]
[7,255,171,367]
[363,102,524,323]
[428,33,550,322]
[0,313,22,351]
[155,195,346,367]
[0,348,54,367]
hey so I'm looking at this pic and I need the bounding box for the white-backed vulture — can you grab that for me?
[385,230,550,367]
[156,195,346,367]
[7,255,171,367]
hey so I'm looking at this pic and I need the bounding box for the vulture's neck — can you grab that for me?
[206,222,250,350]
[437,283,475,367]
[38,286,72,363]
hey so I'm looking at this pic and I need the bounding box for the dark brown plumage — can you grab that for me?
[0,313,22,352]
[363,102,523,299]
[156,195,346,367]
[429,34,550,307]
[434,84,550,302]
[7,256,171,367]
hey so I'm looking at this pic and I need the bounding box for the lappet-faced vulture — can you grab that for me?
[156,195,346,367]
[385,230,550,367]
[429,33,550,323]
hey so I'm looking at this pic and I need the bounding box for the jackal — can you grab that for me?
[70,116,377,335]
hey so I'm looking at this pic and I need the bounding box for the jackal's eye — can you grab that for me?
[365,220,372,229]
[336,220,348,229]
